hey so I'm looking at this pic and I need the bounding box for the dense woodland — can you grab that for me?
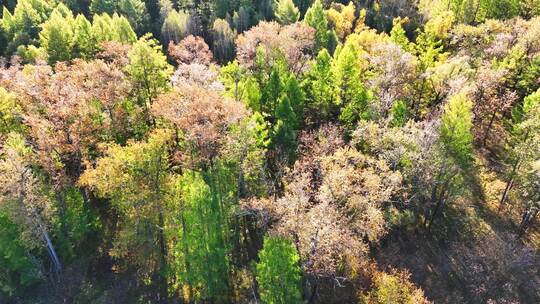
[0,0,539,303]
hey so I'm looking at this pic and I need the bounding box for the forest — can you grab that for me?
[0,0,539,303]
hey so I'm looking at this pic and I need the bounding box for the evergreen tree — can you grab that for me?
[212,18,236,63]
[440,92,474,170]
[161,10,190,44]
[256,236,303,304]
[260,68,283,115]
[178,169,232,302]
[303,0,333,52]
[272,95,299,161]
[72,14,95,59]
[90,0,116,15]
[39,4,74,64]
[282,74,305,125]
[126,34,173,121]
[302,48,337,125]
[274,0,300,25]
[390,17,414,53]
[0,0,54,55]
[333,40,371,131]
[500,89,540,208]
[426,92,474,230]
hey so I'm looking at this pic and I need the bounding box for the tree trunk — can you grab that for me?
[517,208,538,238]
[42,226,62,274]
[482,110,497,146]
[157,210,168,303]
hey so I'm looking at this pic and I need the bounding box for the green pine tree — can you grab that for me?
[256,236,303,304]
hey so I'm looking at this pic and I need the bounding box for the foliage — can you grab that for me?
[126,34,173,115]
[274,0,300,25]
[361,269,430,304]
[256,236,302,304]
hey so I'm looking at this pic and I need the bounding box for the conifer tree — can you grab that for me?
[500,89,540,208]
[178,170,231,302]
[39,4,75,64]
[274,0,300,25]
[304,0,333,52]
[302,48,337,125]
[0,0,54,55]
[256,236,303,304]
[126,34,173,121]
[426,92,474,230]
[333,40,371,131]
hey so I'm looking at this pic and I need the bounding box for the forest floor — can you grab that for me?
[375,153,540,304]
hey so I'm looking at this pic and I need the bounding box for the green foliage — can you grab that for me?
[127,34,173,111]
[302,48,337,124]
[260,68,283,114]
[0,212,42,297]
[272,94,299,160]
[390,100,409,128]
[177,169,231,302]
[390,18,414,53]
[445,0,521,23]
[0,0,54,55]
[212,18,236,63]
[72,14,95,59]
[415,11,454,69]
[303,0,333,52]
[90,0,116,15]
[161,10,190,44]
[0,88,23,134]
[39,4,74,64]
[256,236,302,304]
[440,92,474,169]
[333,40,371,130]
[91,0,149,34]
[52,188,101,261]
[275,0,300,25]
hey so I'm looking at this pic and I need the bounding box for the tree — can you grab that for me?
[235,21,315,75]
[168,35,212,65]
[361,269,430,304]
[471,67,517,146]
[0,133,62,276]
[272,94,299,161]
[91,13,137,44]
[274,0,300,25]
[176,170,231,302]
[79,129,175,302]
[212,18,236,64]
[302,49,337,126]
[0,0,54,55]
[366,42,418,120]
[91,0,149,34]
[151,85,248,165]
[500,89,540,209]
[126,34,173,121]
[333,38,371,131]
[245,126,402,299]
[0,88,22,134]
[161,10,190,45]
[72,14,96,59]
[90,0,116,15]
[426,92,474,230]
[256,236,303,304]
[325,2,355,41]
[38,4,75,64]
[303,0,335,52]
[0,212,43,296]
